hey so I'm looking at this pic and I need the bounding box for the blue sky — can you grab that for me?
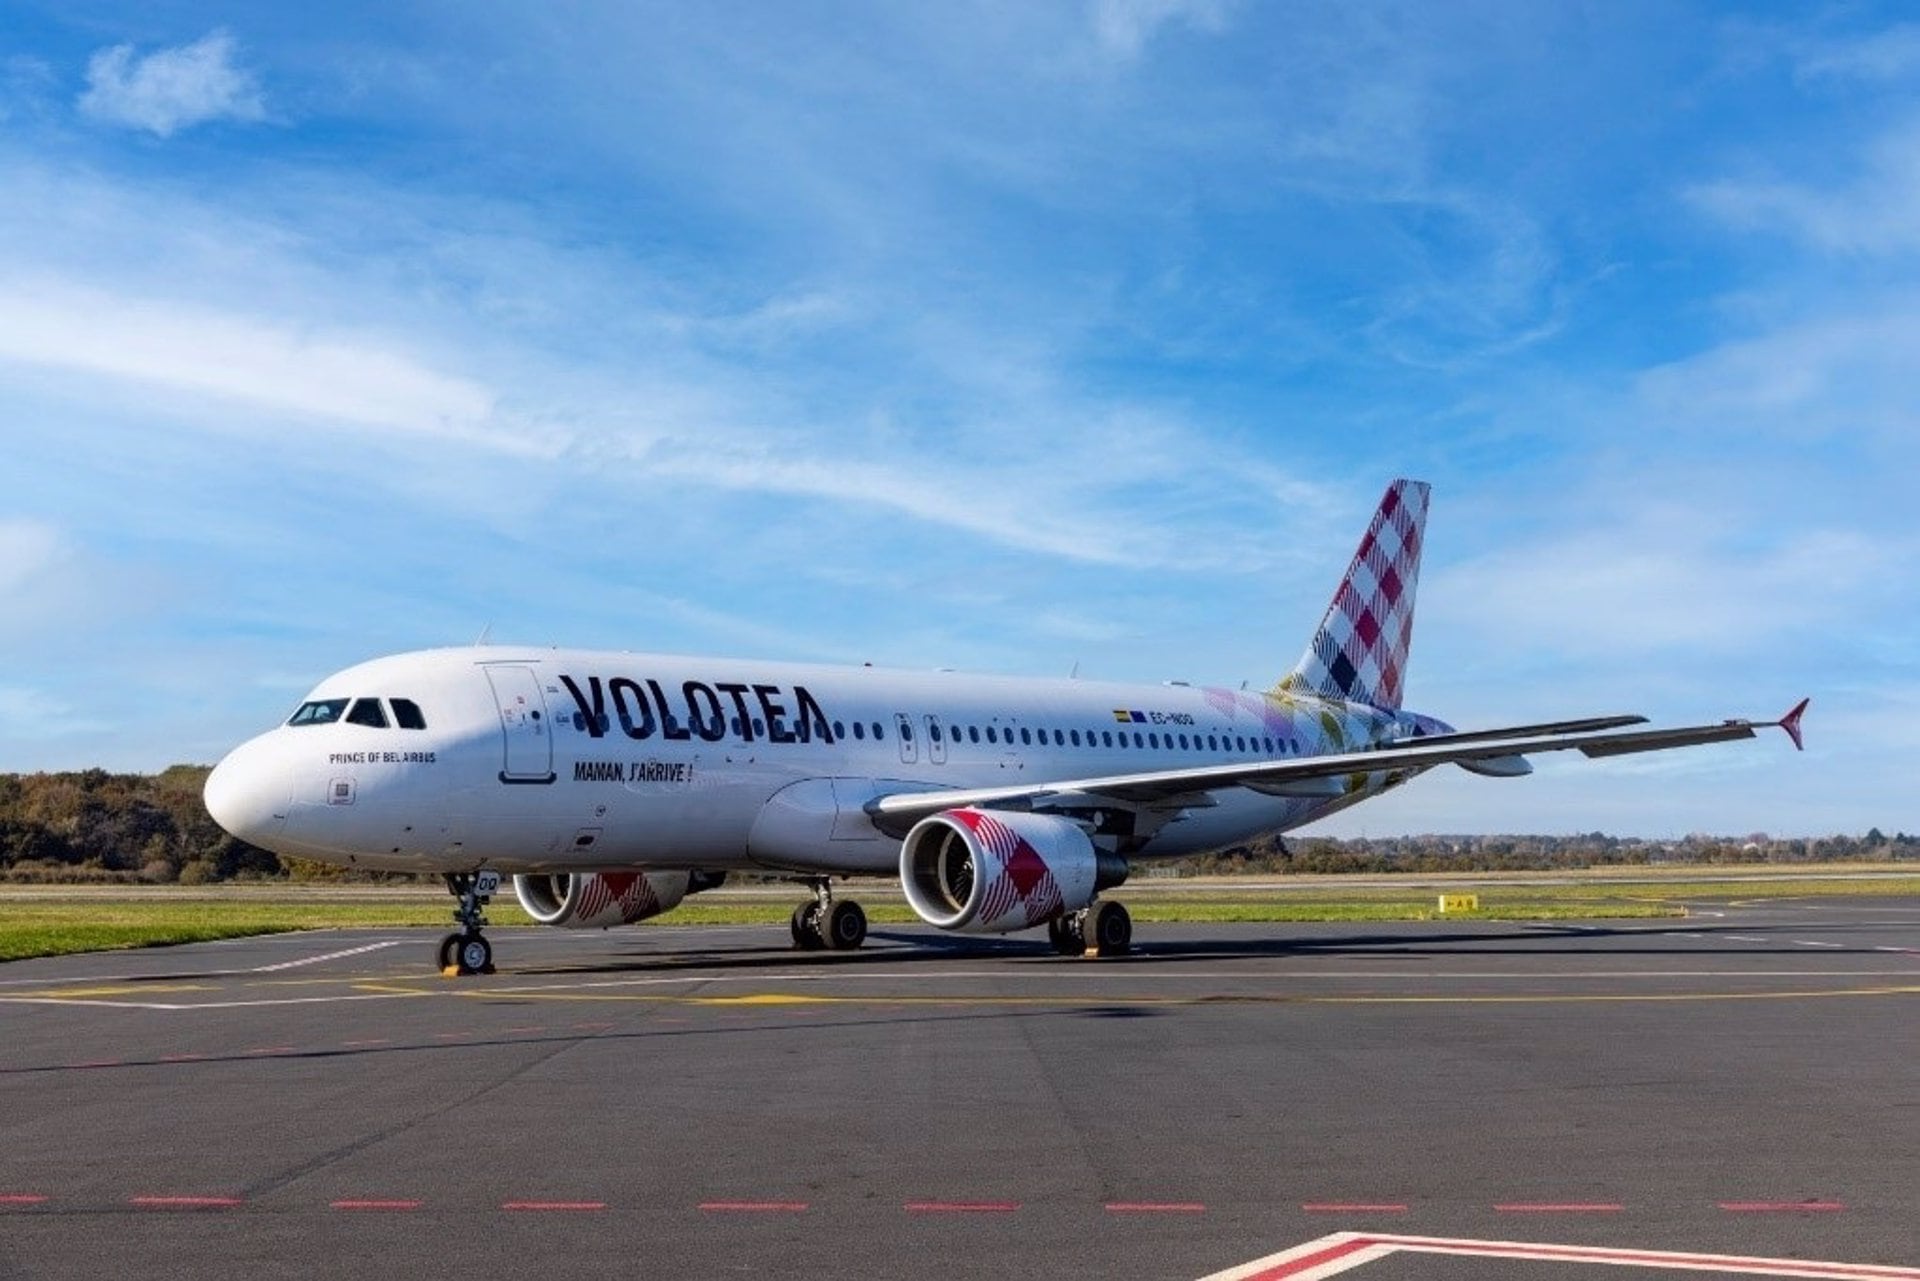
[0,2,1913,836]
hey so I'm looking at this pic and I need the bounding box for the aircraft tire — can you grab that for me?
[791,902,826,951]
[1086,901,1131,957]
[437,932,463,970]
[456,932,493,975]
[823,900,867,951]
[1047,914,1082,956]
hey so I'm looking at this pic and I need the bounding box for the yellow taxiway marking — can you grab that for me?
[27,984,216,999]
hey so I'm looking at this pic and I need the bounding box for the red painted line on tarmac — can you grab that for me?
[1493,1202,1623,1213]
[501,1200,606,1212]
[131,1196,240,1209]
[699,1201,809,1212]
[1237,1237,1379,1278]
[1720,1200,1846,1212]
[904,1201,1020,1213]
[159,1054,207,1062]
[572,1022,613,1030]
[1302,1203,1406,1213]
[1106,1202,1205,1213]
[331,1200,421,1211]
[0,1194,48,1205]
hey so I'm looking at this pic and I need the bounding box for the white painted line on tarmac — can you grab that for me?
[1198,1231,1920,1280]
[250,940,405,972]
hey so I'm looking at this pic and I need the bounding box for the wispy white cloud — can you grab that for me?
[0,518,61,595]
[1090,0,1230,60]
[1636,306,1920,441]
[1793,22,1920,84]
[0,276,549,453]
[0,684,74,729]
[1689,115,1920,255]
[78,29,265,137]
[0,55,58,125]
[1427,514,1891,660]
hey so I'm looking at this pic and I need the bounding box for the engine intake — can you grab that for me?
[513,871,691,928]
[900,808,1125,934]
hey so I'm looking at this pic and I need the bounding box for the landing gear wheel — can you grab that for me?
[440,870,499,974]
[791,902,826,951]
[1085,901,1132,957]
[455,932,494,975]
[1047,913,1084,956]
[822,900,867,951]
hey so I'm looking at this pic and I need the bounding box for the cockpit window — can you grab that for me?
[391,698,428,730]
[288,699,349,726]
[344,698,389,728]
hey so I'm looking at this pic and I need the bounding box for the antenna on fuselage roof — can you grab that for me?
[474,623,493,646]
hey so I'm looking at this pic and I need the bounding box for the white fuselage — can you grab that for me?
[205,647,1444,876]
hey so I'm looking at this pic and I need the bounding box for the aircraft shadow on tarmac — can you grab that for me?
[506,919,1900,978]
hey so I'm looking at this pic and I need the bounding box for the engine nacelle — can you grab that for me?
[514,871,691,928]
[900,808,1126,934]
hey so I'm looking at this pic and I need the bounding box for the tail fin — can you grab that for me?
[1275,478,1430,711]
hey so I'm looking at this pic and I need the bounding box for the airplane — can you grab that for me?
[203,479,1808,975]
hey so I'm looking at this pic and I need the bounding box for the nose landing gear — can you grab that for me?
[440,870,500,976]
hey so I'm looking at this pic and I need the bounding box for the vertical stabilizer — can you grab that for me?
[1276,479,1430,711]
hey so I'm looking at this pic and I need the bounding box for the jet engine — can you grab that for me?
[900,808,1126,934]
[514,871,691,928]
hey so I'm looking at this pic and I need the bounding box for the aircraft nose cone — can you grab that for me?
[204,742,288,846]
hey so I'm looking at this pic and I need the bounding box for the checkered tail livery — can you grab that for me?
[1276,478,1429,711]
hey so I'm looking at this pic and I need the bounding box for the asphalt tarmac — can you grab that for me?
[2,895,1917,1280]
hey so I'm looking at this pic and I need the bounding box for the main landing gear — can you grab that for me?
[1049,901,1132,958]
[439,870,500,976]
[790,878,867,952]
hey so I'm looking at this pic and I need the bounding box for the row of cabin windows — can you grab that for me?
[830,719,1282,756]
[568,710,1283,756]
[287,698,429,730]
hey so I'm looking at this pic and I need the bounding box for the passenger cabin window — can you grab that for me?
[344,698,388,728]
[288,699,349,726]
[391,698,427,730]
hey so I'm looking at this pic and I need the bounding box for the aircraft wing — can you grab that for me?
[864,700,1808,834]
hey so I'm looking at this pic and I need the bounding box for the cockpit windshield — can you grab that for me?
[287,699,350,726]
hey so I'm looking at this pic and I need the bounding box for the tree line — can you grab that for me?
[0,767,1912,884]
